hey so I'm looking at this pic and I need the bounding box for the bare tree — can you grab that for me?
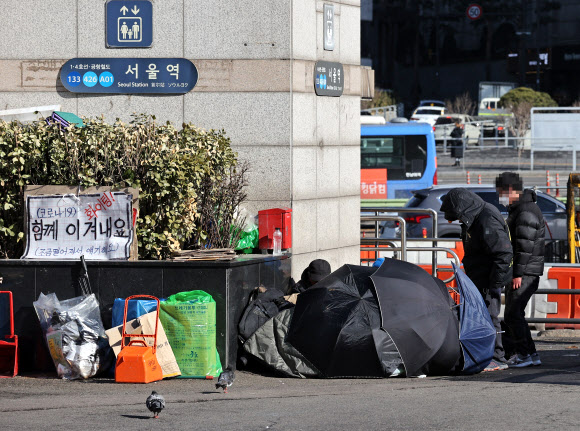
[189,162,250,250]
[506,101,532,138]
[445,92,476,115]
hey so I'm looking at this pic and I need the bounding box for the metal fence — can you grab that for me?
[437,136,580,172]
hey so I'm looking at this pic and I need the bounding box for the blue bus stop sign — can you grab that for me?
[60,58,198,94]
[106,0,153,48]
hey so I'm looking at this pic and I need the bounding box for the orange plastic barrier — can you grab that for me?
[360,244,391,262]
[361,241,465,265]
[546,267,580,329]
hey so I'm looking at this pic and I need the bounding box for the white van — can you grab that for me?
[360,114,387,125]
[478,97,511,116]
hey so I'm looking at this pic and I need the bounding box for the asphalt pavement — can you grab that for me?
[2,332,580,431]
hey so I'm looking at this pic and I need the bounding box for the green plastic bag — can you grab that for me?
[236,227,258,253]
[160,290,223,378]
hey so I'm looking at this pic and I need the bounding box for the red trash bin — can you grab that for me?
[258,207,292,250]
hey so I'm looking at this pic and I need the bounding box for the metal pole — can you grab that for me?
[430,209,438,279]
[375,209,379,261]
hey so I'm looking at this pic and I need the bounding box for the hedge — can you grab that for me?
[0,114,245,259]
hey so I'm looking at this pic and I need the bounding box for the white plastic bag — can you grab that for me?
[33,292,112,380]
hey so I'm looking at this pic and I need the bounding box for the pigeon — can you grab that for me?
[146,391,165,419]
[215,368,235,393]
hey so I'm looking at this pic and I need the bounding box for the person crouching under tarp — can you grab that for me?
[290,259,331,294]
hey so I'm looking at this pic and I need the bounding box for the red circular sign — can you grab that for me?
[466,4,482,20]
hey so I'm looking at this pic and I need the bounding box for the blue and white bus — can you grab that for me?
[361,122,437,200]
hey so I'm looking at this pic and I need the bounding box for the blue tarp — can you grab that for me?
[111,298,158,328]
[452,263,496,374]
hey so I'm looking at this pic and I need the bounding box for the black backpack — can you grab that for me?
[238,287,294,343]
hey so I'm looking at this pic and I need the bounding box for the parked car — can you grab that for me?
[433,115,481,146]
[379,184,567,261]
[410,106,447,127]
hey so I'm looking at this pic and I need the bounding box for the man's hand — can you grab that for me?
[512,277,522,290]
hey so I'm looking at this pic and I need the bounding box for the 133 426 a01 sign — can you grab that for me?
[22,192,135,260]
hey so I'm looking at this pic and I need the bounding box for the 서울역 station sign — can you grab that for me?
[60,58,198,94]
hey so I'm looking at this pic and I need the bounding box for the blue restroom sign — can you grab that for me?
[106,0,153,48]
[314,61,343,97]
[60,58,198,94]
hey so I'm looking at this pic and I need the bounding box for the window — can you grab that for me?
[361,135,427,180]
[415,108,444,115]
[435,117,455,125]
[537,196,562,213]
[407,194,427,208]
[475,191,507,213]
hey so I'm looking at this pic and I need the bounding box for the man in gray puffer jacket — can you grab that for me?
[496,172,545,368]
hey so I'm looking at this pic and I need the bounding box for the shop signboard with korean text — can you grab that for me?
[60,58,197,94]
[361,169,387,199]
[314,61,343,97]
[22,191,135,260]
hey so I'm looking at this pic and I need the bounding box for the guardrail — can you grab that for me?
[361,207,440,277]
[360,240,461,284]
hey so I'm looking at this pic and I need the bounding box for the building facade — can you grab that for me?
[0,0,365,278]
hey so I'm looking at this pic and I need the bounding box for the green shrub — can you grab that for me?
[499,87,558,109]
[0,114,245,259]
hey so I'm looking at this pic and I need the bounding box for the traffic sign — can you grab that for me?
[314,61,343,97]
[106,0,153,48]
[466,4,482,21]
[60,58,198,94]
[323,4,334,51]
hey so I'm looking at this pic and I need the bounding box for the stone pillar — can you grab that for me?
[0,0,363,278]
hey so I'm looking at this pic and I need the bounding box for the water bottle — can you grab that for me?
[273,228,282,256]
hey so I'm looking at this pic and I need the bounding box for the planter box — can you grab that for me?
[0,254,291,373]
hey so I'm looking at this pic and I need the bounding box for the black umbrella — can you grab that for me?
[286,265,403,378]
[370,258,461,377]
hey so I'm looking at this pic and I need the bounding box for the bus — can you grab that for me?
[361,122,437,200]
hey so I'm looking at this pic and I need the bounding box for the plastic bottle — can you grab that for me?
[272,228,282,256]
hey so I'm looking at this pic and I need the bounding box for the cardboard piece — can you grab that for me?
[105,311,180,379]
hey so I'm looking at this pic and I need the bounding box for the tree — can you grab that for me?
[499,87,557,139]
[499,87,557,109]
[361,88,397,110]
[445,92,476,115]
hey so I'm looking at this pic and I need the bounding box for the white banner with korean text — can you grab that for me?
[22,191,134,260]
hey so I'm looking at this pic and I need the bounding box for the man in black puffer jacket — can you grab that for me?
[441,188,513,371]
[496,172,545,368]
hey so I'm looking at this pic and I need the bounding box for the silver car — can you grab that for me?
[433,114,481,146]
[380,184,567,261]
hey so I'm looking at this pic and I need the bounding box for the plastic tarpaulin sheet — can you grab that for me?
[452,263,496,374]
[243,308,319,378]
[111,298,158,327]
[160,290,222,378]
